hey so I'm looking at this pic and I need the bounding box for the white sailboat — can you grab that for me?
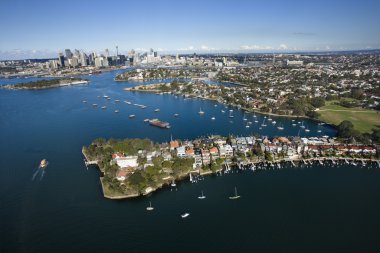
[146,201,154,211]
[277,123,284,130]
[171,180,176,187]
[198,108,205,115]
[229,111,234,118]
[300,121,305,128]
[229,187,241,200]
[198,191,206,199]
[261,119,267,127]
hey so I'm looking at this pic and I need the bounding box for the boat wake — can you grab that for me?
[31,167,40,181]
[31,166,47,181]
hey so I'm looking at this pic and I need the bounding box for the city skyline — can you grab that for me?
[1,0,380,60]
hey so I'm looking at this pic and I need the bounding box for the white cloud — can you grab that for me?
[177,46,196,51]
[240,45,273,50]
[325,45,331,50]
[0,49,57,60]
[279,44,288,50]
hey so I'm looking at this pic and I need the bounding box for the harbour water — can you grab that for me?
[1,71,380,252]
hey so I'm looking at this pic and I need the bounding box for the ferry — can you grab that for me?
[39,159,48,169]
[149,119,171,129]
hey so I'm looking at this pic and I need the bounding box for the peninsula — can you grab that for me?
[1,78,89,90]
[83,135,380,200]
[114,68,216,81]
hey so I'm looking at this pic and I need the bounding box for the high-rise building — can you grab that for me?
[105,49,110,58]
[80,52,88,66]
[58,53,65,67]
[74,49,80,58]
[65,49,73,59]
[70,57,79,68]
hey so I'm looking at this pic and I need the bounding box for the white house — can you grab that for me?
[115,156,138,168]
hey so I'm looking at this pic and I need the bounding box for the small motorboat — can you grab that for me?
[181,213,190,218]
[39,159,48,169]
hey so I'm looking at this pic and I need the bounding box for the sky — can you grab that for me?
[0,0,380,59]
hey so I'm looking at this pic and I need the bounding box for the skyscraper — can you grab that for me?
[58,53,65,67]
[80,52,88,66]
[65,49,73,59]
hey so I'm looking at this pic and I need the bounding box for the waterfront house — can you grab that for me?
[224,144,234,157]
[176,146,187,158]
[201,149,211,165]
[218,145,227,158]
[170,140,179,151]
[112,152,125,159]
[210,147,219,159]
[186,148,195,158]
[116,169,128,181]
[162,151,172,161]
[213,138,226,147]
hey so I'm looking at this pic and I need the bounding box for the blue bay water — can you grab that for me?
[0,71,379,253]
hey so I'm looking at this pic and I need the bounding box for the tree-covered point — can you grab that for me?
[4,78,87,89]
[83,138,154,161]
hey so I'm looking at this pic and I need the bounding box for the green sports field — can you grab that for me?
[318,101,380,133]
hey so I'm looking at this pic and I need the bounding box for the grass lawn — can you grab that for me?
[318,100,380,133]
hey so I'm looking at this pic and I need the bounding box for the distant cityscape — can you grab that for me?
[1,47,379,79]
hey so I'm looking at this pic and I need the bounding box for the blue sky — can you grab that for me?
[1,0,380,59]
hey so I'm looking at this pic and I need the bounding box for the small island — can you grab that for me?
[1,78,89,90]
[83,135,380,200]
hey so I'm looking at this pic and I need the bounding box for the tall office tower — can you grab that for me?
[176,53,179,63]
[65,49,73,59]
[150,48,154,56]
[74,49,80,58]
[105,49,110,58]
[70,57,79,67]
[154,51,158,57]
[58,53,65,67]
[80,52,88,66]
